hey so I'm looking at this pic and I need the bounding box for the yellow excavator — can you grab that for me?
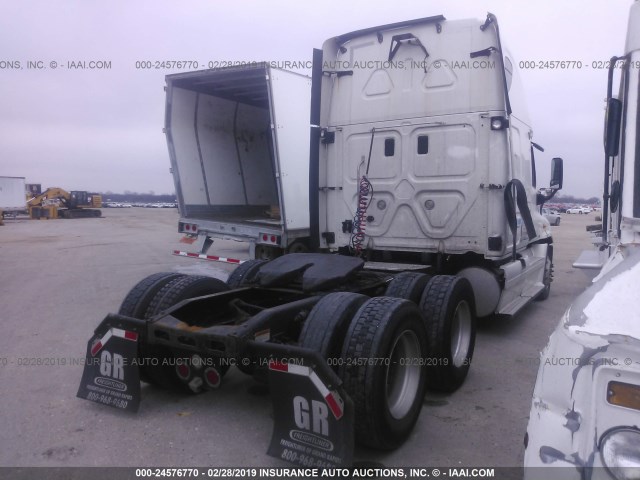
[27,188,102,219]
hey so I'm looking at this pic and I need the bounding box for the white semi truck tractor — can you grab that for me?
[78,12,562,468]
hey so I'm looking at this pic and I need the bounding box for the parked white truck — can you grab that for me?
[311,14,563,317]
[525,1,640,478]
[165,66,311,260]
[0,176,26,223]
[79,13,562,468]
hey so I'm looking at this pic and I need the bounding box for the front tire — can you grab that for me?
[536,247,553,301]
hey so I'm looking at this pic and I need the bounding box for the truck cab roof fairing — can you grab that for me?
[333,15,446,46]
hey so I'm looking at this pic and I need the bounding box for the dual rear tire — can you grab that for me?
[418,276,476,392]
[386,273,476,392]
[298,273,476,450]
[340,296,428,450]
[119,267,476,449]
[300,292,428,450]
[118,272,230,393]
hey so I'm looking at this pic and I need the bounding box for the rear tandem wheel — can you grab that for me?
[118,272,185,319]
[226,259,267,289]
[298,292,368,368]
[117,272,186,384]
[419,275,476,393]
[141,275,231,393]
[339,296,428,450]
[385,271,432,304]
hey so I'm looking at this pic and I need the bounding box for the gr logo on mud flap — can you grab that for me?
[99,350,124,380]
[293,395,329,436]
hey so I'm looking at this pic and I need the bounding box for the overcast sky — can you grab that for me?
[0,0,633,198]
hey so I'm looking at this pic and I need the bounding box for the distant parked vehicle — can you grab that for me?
[542,208,561,226]
[0,176,27,223]
[566,206,590,214]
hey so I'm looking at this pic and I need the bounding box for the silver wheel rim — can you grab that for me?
[386,329,422,420]
[450,301,472,368]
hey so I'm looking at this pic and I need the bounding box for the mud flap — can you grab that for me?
[267,361,354,468]
[76,327,141,412]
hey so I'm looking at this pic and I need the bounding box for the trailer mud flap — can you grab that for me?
[267,361,354,468]
[76,327,141,412]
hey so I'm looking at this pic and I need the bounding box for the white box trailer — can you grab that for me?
[0,176,26,213]
[165,65,311,260]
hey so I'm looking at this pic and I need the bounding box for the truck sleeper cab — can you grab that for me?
[311,14,562,317]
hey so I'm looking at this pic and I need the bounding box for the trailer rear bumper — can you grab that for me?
[178,217,309,250]
[179,217,287,246]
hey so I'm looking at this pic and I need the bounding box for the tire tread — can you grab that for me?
[226,259,266,288]
[419,275,476,392]
[341,297,426,449]
[385,272,432,304]
[299,292,368,361]
[118,272,185,318]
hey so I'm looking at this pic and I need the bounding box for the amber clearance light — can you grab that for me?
[607,381,640,411]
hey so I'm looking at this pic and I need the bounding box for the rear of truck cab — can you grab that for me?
[312,15,559,317]
[314,15,548,260]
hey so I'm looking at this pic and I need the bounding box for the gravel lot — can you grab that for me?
[0,208,597,470]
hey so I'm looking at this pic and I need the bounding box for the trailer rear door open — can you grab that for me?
[165,65,310,256]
